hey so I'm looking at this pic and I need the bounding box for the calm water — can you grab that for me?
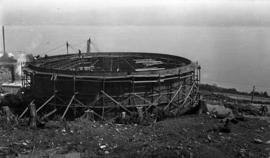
[1,25,270,93]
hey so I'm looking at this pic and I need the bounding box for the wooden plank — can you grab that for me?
[132,93,152,104]
[182,82,196,105]
[41,108,57,120]
[145,94,163,111]
[36,95,55,112]
[164,84,183,110]
[19,107,28,119]
[61,95,75,119]
[101,90,132,113]
[74,98,86,107]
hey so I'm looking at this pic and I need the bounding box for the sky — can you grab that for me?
[1,0,270,26]
[1,0,270,93]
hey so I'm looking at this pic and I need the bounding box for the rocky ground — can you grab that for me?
[0,113,269,158]
[0,88,270,158]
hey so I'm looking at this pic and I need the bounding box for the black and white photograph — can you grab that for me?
[0,0,270,157]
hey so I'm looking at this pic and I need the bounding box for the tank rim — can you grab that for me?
[24,52,196,78]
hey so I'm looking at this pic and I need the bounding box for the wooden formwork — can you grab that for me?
[21,52,200,121]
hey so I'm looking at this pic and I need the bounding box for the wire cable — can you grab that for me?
[43,44,65,54]
[91,41,101,52]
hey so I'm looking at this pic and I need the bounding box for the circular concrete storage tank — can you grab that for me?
[23,52,200,120]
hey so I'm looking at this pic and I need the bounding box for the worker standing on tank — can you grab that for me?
[78,49,82,59]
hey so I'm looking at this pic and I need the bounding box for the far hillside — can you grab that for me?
[199,83,270,98]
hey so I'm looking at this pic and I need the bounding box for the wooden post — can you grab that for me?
[3,106,11,124]
[137,106,143,122]
[2,106,18,125]
[29,102,37,128]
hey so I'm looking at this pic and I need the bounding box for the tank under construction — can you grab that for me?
[22,40,201,121]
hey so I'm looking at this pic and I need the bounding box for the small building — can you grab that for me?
[1,81,22,94]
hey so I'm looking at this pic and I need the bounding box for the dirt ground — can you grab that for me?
[0,114,269,158]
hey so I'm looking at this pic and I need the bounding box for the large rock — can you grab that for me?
[206,103,234,119]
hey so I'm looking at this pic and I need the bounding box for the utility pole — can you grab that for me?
[251,85,255,103]
[66,41,69,54]
[86,38,91,53]
[2,26,6,55]
[2,26,16,82]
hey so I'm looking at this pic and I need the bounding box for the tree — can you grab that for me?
[263,91,269,97]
